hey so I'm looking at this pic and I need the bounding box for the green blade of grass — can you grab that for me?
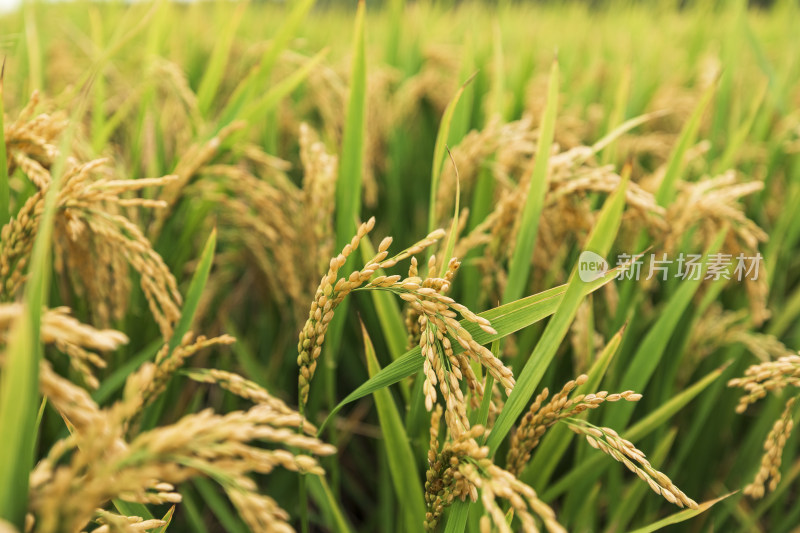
[0,91,86,527]
[92,339,163,404]
[486,169,628,454]
[23,0,42,91]
[112,500,155,521]
[223,48,328,138]
[0,60,10,228]
[89,7,106,154]
[306,475,355,533]
[318,1,367,378]
[0,308,40,526]
[474,349,497,427]
[623,361,732,443]
[361,321,426,530]
[606,429,677,532]
[627,493,734,533]
[317,1,367,495]
[95,80,152,152]
[584,109,669,166]
[59,1,162,107]
[335,0,367,251]
[450,177,627,531]
[461,164,496,310]
[438,151,460,278]
[384,0,404,67]
[33,397,47,450]
[180,488,210,533]
[427,72,476,235]
[578,324,626,394]
[654,79,717,206]
[443,503,469,533]
[488,20,506,120]
[320,348,418,436]
[524,325,626,489]
[140,229,217,430]
[359,238,407,363]
[603,227,726,431]
[601,65,631,166]
[167,228,217,354]
[769,281,800,341]
[542,363,727,501]
[501,58,558,304]
[194,477,246,533]
[741,15,785,114]
[221,320,268,387]
[218,0,316,125]
[713,78,768,173]
[154,505,176,533]
[195,1,247,117]
[449,40,475,143]
[405,368,428,438]
[319,267,622,435]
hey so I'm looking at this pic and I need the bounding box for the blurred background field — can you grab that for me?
[1,0,800,532]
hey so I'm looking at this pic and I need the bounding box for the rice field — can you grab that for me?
[1,0,799,531]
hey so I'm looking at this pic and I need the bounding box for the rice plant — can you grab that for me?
[1,0,799,531]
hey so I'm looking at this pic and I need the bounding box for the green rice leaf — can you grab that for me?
[654,80,717,206]
[439,151,460,278]
[601,66,631,166]
[626,493,734,533]
[335,0,367,250]
[307,476,355,533]
[713,78,768,173]
[219,0,316,124]
[226,49,328,136]
[502,58,558,304]
[318,1,367,370]
[473,341,499,427]
[139,229,217,429]
[489,21,506,119]
[443,171,627,532]
[154,505,176,533]
[587,109,669,165]
[92,339,163,404]
[1,59,10,228]
[543,363,727,501]
[89,8,106,154]
[194,477,246,533]
[196,2,247,116]
[222,320,268,387]
[167,228,217,355]
[319,269,620,435]
[361,322,426,530]
[112,500,154,521]
[384,0,404,66]
[486,168,628,454]
[0,93,85,528]
[603,227,726,430]
[607,429,677,531]
[179,488,210,533]
[360,238,407,363]
[525,325,626,488]
[428,72,476,235]
[23,1,42,92]
[443,502,469,533]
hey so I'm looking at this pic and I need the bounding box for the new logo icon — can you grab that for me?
[578,251,609,282]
